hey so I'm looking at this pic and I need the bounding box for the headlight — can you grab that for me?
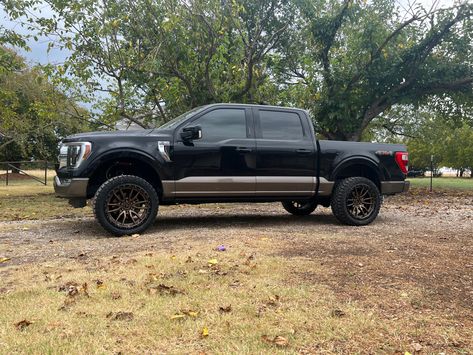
[58,142,92,169]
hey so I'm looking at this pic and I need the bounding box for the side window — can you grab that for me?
[190,109,247,142]
[259,110,304,140]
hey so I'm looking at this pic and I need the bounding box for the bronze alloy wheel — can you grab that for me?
[105,183,151,228]
[281,199,318,216]
[346,183,375,220]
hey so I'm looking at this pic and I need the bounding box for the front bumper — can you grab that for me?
[380,181,410,195]
[54,176,89,198]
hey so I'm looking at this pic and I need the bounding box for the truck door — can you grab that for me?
[172,107,256,197]
[254,108,316,197]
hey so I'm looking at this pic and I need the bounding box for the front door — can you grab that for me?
[254,108,317,196]
[172,107,256,197]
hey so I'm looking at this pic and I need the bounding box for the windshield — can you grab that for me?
[157,106,207,130]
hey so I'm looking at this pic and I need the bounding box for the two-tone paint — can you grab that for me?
[54,103,409,206]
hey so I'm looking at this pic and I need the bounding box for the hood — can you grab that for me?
[63,129,155,142]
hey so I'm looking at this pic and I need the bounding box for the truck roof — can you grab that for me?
[204,102,309,114]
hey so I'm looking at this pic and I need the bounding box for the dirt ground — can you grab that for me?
[1,189,473,352]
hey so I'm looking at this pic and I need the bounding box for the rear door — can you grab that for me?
[254,108,316,196]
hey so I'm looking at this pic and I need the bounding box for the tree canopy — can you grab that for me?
[2,0,473,141]
[0,47,91,161]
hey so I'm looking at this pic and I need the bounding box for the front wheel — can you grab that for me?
[282,200,318,216]
[93,175,159,236]
[331,177,381,226]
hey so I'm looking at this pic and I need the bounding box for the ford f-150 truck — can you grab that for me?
[54,103,409,235]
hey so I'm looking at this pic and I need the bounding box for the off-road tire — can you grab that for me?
[331,177,381,226]
[93,175,159,236]
[282,200,318,216]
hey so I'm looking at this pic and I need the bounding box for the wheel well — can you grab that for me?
[86,158,163,199]
[334,164,380,188]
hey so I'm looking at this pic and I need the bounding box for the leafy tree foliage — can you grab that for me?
[0,47,91,161]
[3,0,473,140]
[278,0,473,140]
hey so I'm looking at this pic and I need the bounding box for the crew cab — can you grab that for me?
[54,103,409,235]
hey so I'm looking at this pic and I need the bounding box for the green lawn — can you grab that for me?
[408,177,473,190]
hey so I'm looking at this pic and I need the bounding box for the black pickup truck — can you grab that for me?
[54,103,409,235]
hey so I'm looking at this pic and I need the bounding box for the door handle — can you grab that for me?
[296,149,311,154]
[235,147,252,153]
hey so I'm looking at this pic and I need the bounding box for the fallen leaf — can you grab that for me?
[330,309,346,317]
[207,259,218,266]
[219,305,232,313]
[201,326,209,337]
[267,295,280,307]
[95,279,105,288]
[0,257,11,263]
[170,314,186,320]
[262,335,289,347]
[111,292,121,300]
[15,320,32,331]
[108,311,134,321]
[412,342,423,352]
[182,309,199,318]
[146,283,184,296]
[67,285,79,297]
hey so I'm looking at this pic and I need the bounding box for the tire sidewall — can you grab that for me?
[331,177,381,226]
[93,175,159,236]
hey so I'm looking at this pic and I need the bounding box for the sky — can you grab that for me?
[0,0,458,66]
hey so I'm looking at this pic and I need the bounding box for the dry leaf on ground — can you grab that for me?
[146,283,184,296]
[106,311,134,321]
[201,326,209,338]
[219,305,232,313]
[15,320,32,331]
[261,335,289,347]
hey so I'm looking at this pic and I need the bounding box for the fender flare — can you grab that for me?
[330,156,384,183]
[82,148,164,182]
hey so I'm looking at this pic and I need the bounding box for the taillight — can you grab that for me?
[395,152,409,174]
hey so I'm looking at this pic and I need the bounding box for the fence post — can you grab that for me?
[44,160,48,185]
[5,163,8,186]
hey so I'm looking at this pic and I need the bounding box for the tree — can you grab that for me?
[5,0,473,140]
[6,0,293,128]
[442,124,473,177]
[0,47,92,162]
[277,0,473,140]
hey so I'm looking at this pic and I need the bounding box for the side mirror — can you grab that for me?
[180,126,202,141]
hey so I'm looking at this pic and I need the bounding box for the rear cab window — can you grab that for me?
[258,110,305,140]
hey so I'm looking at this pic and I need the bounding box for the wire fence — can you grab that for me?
[0,160,51,186]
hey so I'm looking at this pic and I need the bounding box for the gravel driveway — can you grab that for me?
[1,190,472,312]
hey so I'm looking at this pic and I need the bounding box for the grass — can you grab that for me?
[1,174,473,353]
[0,245,455,354]
[0,173,91,221]
[407,176,473,190]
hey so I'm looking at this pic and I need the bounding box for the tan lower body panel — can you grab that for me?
[162,176,334,198]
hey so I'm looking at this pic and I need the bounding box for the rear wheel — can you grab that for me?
[93,175,159,236]
[282,200,318,216]
[331,177,381,226]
